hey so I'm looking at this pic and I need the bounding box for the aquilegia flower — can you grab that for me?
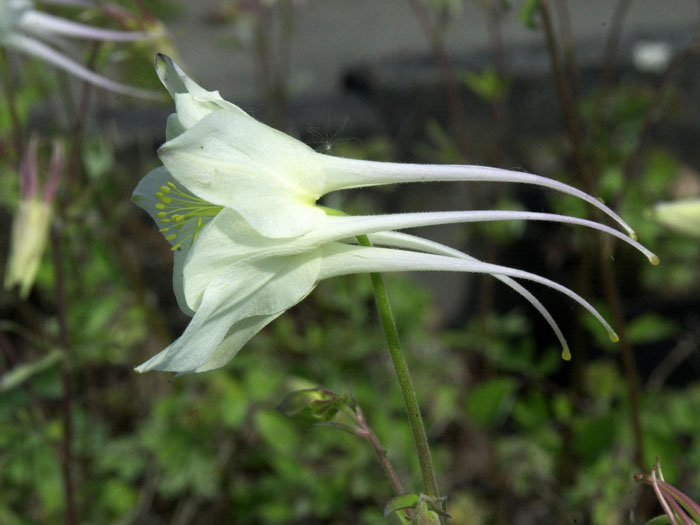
[653,198,700,238]
[132,54,658,374]
[1,0,159,98]
[634,459,700,524]
[4,135,64,298]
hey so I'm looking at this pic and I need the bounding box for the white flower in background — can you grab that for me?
[4,135,64,298]
[132,55,658,374]
[652,198,700,238]
[1,0,159,98]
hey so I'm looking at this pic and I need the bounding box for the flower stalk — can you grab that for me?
[357,234,442,510]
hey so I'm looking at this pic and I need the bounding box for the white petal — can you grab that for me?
[136,262,274,373]
[134,274,245,373]
[158,109,326,238]
[193,312,283,373]
[5,33,161,99]
[155,54,246,130]
[172,249,194,317]
[137,251,320,373]
[318,154,638,239]
[368,231,571,359]
[318,242,619,343]
[18,11,152,41]
[181,208,288,310]
[303,211,658,264]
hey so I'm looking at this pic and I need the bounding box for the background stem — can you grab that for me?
[353,404,406,497]
[51,225,78,525]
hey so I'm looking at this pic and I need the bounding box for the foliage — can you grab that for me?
[1,1,700,524]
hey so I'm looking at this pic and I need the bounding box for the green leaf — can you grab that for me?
[512,389,549,430]
[384,493,420,519]
[462,69,511,103]
[572,414,616,463]
[599,167,624,199]
[552,393,572,423]
[644,516,672,525]
[0,350,63,392]
[626,314,678,345]
[466,377,518,426]
[255,409,300,455]
[519,0,540,29]
[583,360,621,402]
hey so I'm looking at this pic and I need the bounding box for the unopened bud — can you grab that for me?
[4,138,64,298]
[276,388,345,427]
[653,198,700,238]
[4,200,52,298]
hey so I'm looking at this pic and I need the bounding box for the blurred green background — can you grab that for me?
[1,1,700,523]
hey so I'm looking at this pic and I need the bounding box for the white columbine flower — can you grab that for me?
[652,198,700,238]
[4,135,64,298]
[132,55,658,374]
[1,0,159,98]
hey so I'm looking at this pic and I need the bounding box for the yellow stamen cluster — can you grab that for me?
[155,182,223,251]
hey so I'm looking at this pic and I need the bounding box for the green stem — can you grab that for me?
[356,234,441,505]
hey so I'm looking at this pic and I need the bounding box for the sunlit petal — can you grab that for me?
[155,54,247,131]
[159,110,326,237]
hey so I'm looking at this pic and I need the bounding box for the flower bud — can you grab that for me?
[4,138,63,298]
[276,387,346,428]
[653,198,700,238]
[5,200,52,298]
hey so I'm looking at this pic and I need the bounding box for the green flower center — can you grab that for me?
[154,182,223,251]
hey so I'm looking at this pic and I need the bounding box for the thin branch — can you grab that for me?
[623,18,700,181]
[601,0,634,88]
[408,0,469,158]
[538,0,646,471]
[647,321,700,389]
[354,404,405,497]
[51,224,78,525]
[0,49,24,159]
[538,0,593,191]
[599,239,645,469]
[553,0,580,99]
